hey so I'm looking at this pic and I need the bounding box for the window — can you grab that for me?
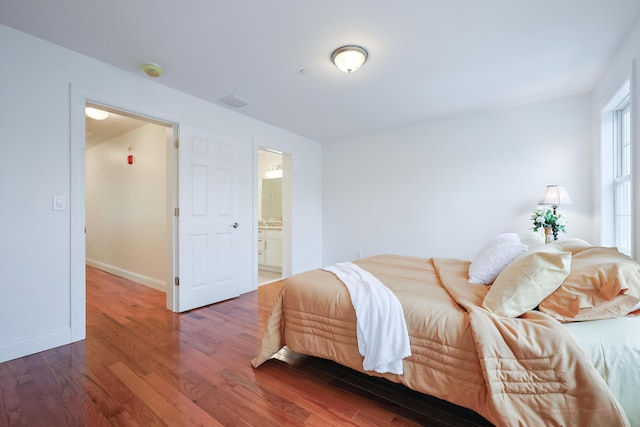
[613,96,631,255]
[601,81,632,255]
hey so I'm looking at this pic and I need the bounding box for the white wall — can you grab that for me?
[0,24,322,363]
[323,94,593,264]
[591,14,640,256]
[86,123,168,291]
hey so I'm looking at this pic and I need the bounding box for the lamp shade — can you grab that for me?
[331,45,368,73]
[539,185,572,206]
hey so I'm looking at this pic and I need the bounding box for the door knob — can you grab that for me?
[232,222,239,228]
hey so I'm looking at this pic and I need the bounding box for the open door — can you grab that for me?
[176,124,251,312]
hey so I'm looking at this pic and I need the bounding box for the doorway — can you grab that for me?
[84,102,175,301]
[257,148,287,284]
[71,89,254,341]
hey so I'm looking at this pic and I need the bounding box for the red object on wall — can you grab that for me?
[127,155,134,165]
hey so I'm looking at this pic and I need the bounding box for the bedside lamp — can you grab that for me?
[539,185,572,240]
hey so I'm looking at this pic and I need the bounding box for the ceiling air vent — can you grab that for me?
[219,94,249,108]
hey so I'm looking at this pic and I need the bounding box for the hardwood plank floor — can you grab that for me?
[0,266,493,426]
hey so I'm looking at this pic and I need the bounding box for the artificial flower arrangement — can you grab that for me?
[531,207,567,241]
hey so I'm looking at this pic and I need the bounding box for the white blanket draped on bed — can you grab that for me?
[322,261,411,374]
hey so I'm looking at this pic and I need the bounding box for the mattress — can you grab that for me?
[565,316,640,427]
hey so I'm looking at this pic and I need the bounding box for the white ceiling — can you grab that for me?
[85,108,149,148]
[2,1,639,142]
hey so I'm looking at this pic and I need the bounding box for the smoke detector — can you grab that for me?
[142,63,163,78]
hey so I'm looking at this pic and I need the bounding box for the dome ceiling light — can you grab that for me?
[85,107,109,120]
[331,45,368,73]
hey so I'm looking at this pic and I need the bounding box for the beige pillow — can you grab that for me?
[539,246,640,322]
[483,246,571,317]
[567,294,640,322]
[552,238,592,255]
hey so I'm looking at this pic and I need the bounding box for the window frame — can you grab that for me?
[613,95,632,255]
[601,79,632,256]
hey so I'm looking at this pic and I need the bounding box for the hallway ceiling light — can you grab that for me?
[331,45,368,73]
[85,107,109,120]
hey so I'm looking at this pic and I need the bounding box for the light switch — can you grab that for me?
[53,195,66,211]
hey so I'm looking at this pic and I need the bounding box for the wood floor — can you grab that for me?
[0,266,493,426]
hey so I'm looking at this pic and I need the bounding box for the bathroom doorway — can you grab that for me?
[257,149,286,284]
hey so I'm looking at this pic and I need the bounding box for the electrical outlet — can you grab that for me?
[355,249,362,258]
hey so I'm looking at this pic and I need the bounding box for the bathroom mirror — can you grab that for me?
[260,177,282,221]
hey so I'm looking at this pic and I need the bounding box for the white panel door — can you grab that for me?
[177,124,252,312]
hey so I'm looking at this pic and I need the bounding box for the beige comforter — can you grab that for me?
[252,255,629,427]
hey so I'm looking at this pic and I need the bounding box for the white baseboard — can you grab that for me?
[86,258,167,292]
[0,328,71,363]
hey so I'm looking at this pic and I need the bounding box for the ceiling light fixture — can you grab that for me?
[142,62,163,78]
[331,45,368,73]
[85,107,109,120]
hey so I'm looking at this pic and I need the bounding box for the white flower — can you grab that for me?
[535,216,545,224]
[556,216,567,226]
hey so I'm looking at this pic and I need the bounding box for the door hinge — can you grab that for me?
[174,207,179,217]
[174,138,180,149]
[175,276,180,286]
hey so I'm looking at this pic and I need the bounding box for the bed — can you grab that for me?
[252,237,640,427]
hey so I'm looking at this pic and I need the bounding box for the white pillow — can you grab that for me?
[468,233,527,285]
[551,238,592,255]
